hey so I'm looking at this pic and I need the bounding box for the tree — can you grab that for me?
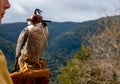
[57,45,90,84]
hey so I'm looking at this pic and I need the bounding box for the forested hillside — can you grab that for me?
[57,16,120,84]
[0,37,15,69]
[0,16,116,83]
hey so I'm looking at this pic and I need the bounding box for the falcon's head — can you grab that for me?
[27,14,43,25]
[27,9,51,25]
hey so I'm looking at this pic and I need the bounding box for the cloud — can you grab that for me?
[2,0,120,23]
[12,2,27,15]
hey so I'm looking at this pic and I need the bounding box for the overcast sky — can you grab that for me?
[2,0,120,23]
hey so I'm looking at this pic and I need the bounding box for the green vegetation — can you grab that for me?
[74,45,90,60]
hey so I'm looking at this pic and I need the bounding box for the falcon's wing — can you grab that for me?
[16,28,28,57]
[46,26,49,39]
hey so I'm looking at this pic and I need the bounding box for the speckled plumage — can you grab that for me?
[16,23,49,70]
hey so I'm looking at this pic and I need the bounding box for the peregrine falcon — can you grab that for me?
[11,12,49,72]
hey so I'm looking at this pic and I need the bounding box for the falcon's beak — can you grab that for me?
[26,16,33,21]
[27,18,31,21]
